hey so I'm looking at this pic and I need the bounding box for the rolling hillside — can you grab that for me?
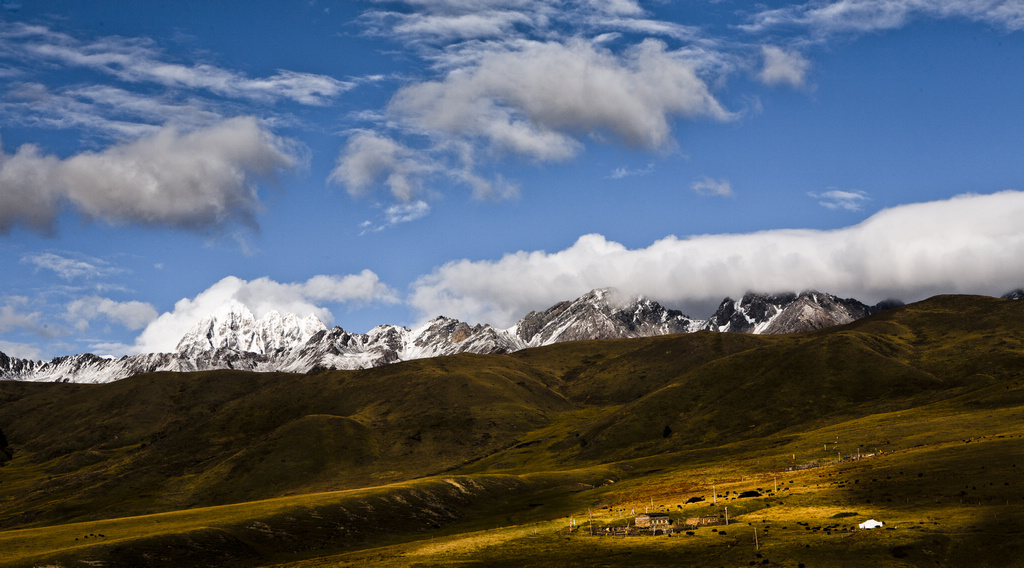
[1,295,1023,567]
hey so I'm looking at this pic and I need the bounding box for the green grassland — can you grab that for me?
[1,295,1023,567]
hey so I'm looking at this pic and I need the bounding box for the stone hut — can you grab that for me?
[685,516,719,527]
[635,512,672,528]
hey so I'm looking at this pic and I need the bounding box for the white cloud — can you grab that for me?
[386,200,431,225]
[131,271,399,353]
[409,190,1024,326]
[361,0,697,44]
[0,140,62,234]
[586,16,702,42]
[608,163,654,179]
[346,37,732,199]
[0,296,63,338]
[743,0,1024,36]
[330,131,436,201]
[1,23,353,105]
[367,10,537,42]
[0,297,39,332]
[591,0,645,17]
[0,340,42,360]
[759,45,810,88]
[0,117,298,234]
[21,252,120,280]
[0,83,227,138]
[691,176,733,196]
[811,188,870,211]
[360,200,433,234]
[65,296,158,331]
[347,1,732,202]
[391,38,731,161]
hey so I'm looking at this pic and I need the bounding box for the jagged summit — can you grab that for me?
[511,287,702,346]
[175,302,327,357]
[0,286,921,384]
[702,290,899,335]
[1002,289,1024,300]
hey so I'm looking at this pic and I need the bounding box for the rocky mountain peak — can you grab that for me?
[175,302,327,357]
[1002,289,1024,300]
[2,286,923,384]
[175,301,256,356]
[703,290,885,334]
[513,287,702,346]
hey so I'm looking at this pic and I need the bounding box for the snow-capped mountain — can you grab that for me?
[511,287,702,346]
[701,291,901,335]
[0,287,909,384]
[275,288,701,373]
[175,301,327,357]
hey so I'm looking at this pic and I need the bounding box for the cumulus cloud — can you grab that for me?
[132,271,399,353]
[743,0,1024,35]
[0,141,61,234]
[330,131,436,201]
[336,37,733,199]
[0,116,298,234]
[409,190,1024,326]
[811,188,870,211]
[759,45,810,88]
[65,296,158,331]
[345,1,733,201]
[390,39,731,161]
[691,176,733,197]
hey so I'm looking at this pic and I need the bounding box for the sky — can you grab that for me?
[1,0,1024,360]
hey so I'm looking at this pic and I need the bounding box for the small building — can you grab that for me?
[685,516,719,527]
[859,519,884,529]
[635,513,672,528]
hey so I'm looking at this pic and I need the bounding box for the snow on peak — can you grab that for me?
[1,286,897,384]
[175,303,327,356]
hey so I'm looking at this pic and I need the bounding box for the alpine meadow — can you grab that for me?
[2,1,1024,567]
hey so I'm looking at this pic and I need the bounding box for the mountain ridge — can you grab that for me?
[2,286,1005,384]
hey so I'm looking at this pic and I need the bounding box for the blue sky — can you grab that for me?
[2,0,1024,359]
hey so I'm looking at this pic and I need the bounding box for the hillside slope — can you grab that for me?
[1,295,1023,566]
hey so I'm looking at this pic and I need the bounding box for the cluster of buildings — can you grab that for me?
[577,513,721,536]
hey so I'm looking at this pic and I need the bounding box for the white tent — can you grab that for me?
[859,519,884,529]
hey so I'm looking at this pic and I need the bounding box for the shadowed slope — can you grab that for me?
[1,295,1023,566]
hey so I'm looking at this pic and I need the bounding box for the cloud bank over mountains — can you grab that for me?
[408,191,1024,326]
[2,2,1023,359]
[130,271,399,354]
[97,189,1024,356]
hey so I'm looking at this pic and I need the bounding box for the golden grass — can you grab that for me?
[3,295,1024,566]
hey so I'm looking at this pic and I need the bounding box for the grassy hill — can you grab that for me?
[1,294,1023,567]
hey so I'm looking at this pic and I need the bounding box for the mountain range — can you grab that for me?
[3,293,1024,568]
[4,286,1013,384]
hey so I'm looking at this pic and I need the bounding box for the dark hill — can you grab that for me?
[1,295,1024,566]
